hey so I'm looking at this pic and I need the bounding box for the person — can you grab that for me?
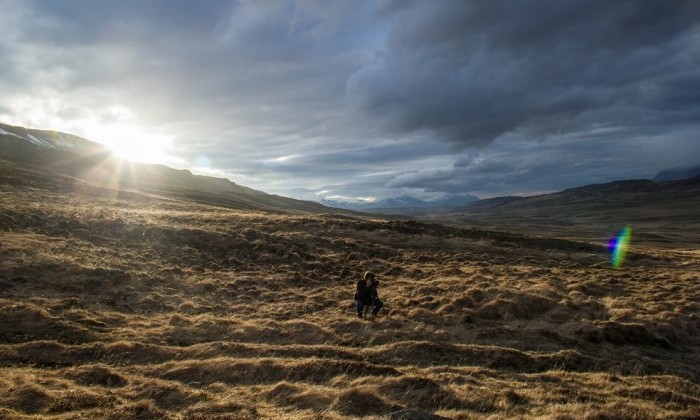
[353,271,383,319]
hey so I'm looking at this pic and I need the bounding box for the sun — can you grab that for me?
[101,124,173,164]
[82,121,175,165]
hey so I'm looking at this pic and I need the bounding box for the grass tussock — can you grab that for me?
[333,388,398,416]
[66,364,129,387]
[0,161,699,418]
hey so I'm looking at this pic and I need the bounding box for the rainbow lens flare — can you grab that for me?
[608,226,632,269]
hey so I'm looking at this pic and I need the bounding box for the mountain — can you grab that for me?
[653,164,700,181]
[429,178,700,244]
[321,196,419,211]
[0,122,336,214]
[321,194,479,213]
[0,122,101,152]
[430,193,481,207]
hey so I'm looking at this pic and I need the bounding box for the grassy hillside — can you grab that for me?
[0,130,335,215]
[1,160,698,419]
[427,179,700,248]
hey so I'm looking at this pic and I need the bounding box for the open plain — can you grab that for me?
[1,161,699,419]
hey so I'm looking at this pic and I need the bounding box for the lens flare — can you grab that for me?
[608,226,632,269]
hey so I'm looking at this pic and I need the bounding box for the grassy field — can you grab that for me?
[1,161,698,419]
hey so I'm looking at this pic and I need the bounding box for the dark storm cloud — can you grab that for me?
[387,131,700,196]
[18,2,356,93]
[2,0,698,201]
[8,1,371,149]
[24,0,236,44]
[246,140,448,175]
[347,0,700,147]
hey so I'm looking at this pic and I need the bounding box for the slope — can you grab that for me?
[654,164,700,181]
[428,178,700,247]
[0,122,334,214]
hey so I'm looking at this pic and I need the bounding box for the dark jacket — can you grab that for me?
[354,279,378,304]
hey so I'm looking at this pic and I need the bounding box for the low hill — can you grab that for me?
[0,154,698,418]
[427,178,700,247]
[654,164,700,181]
[0,122,334,214]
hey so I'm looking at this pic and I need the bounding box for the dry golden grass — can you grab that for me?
[1,162,699,419]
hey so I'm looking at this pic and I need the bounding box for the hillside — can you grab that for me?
[0,122,334,214]
[1,159,698,419]
[654,164,700,182]
[427,178,700,247]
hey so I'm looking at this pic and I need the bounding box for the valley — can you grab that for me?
[1,160,698,419]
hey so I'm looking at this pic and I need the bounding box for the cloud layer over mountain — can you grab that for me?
[1,0,698,200]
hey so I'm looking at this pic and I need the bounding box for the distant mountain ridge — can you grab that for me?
[451,178,700,214]
[0,122,335,214]
[427,177,700,244]
[321,194,479,212]
[653,164,700,182]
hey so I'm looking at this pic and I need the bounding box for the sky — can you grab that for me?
[1,0,699,202]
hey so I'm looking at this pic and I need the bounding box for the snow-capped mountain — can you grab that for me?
[321,194,479,212]
[0,122,103,152]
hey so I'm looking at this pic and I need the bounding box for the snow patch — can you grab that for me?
[0,127,24,139]
[2,124,103,152]
[27,133,56,149]
[56,133,78,149]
